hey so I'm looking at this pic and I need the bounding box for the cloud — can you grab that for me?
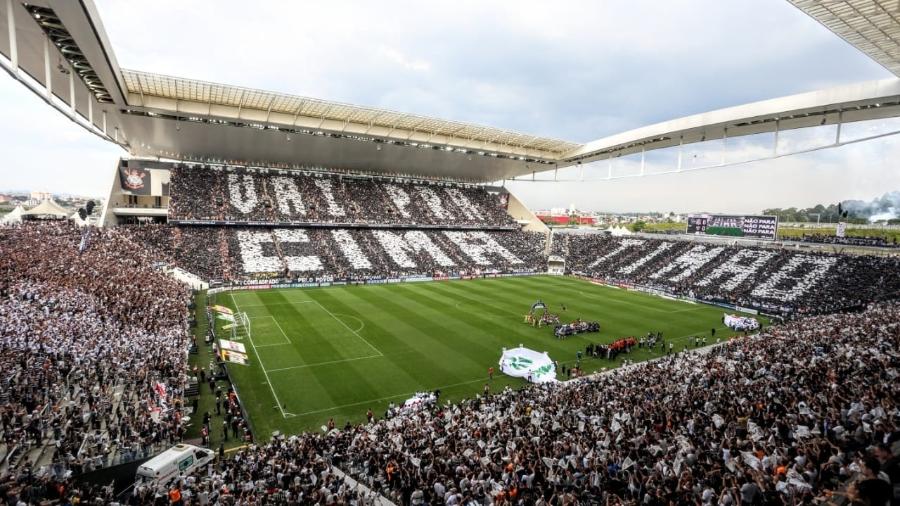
[0,0,895,212]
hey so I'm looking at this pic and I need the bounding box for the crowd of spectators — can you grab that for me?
[228,228,547,282]
[123,226,548,284]
[0,222,192,501]
[168,165,516,229]
[5,188,900,505]
[795,233,899,248]
[131,303,898,505]
[558,234,900,316]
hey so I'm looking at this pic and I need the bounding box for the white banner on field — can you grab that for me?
[499,347,557,383]
[724,313,760,332]
[219,339,247,354]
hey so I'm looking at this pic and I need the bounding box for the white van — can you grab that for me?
[135,444,215,490]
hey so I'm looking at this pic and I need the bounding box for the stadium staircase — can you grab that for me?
[218,229,234,280]
[270,229,288,273]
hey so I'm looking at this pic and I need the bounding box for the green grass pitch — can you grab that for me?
[215,275,764,438]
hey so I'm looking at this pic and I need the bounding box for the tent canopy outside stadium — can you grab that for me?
[0,205,25,225]
[22,199,69,219]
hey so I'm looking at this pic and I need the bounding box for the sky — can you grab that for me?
[0,0,898,213]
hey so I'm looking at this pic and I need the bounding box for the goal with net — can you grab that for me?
[232,312,251,342]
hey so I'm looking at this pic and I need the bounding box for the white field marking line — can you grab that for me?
[249,315,292,345]
[312,301,383,357]
[266,353,383,373]
[253,342,292,349]
[292,377,490,417]
[332,313,365,333]
[230,294,294,419]
[575,289,694,313]
[232,300,316,309]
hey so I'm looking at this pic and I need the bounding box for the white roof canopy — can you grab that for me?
[4,0,900,182]
[789,0,900,76]
[122,70,579,158]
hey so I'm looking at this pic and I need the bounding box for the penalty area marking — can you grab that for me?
[291,376,491,417]
[230,293,293,419]
[266,353,383,373]
[332,313,365,333]
[247,315,292,346]
[311,301,383,357]
[227,296,381,419]
[228,300,316,309]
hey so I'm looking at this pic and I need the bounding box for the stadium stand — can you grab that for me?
[796,234,899,248]
[2,215,899,505]
[0,223,192,489]
[131,303,899,504]
[168,165,517,229]
[556,234,900,316]
[124,225,547,283]
[4,0,900,501]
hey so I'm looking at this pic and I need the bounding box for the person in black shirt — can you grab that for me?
[851,457,892,506]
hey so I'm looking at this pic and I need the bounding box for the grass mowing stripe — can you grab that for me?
[312,289,463,385]
[383,285,512,363]
[291,377,494,417]
[220,276,760,435]
[248,315,292,345]
[340,287,489,373]
[229,293,292,418]
[266,353,384,372]
[267,291,379,403]
[310,300,383,357]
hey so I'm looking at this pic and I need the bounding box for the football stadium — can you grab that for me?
[1,0,900,504]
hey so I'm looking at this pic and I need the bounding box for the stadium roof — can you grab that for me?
[789,0,900,77]
[121,70,580,157]
[3,0,900,182]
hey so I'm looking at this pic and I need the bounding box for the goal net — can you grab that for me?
[232,312,252,342]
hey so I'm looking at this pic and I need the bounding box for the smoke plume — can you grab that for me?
[842,191,900,222]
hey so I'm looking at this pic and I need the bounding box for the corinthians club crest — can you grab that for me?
[122,168,146,191]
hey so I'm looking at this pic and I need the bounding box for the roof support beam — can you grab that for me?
[6,0,17,68]
[720,128,727,166]
[43,35,52,98]
[835,111,843,144]
[316,105,334,129]
[236,89,246,117]
[676,136,683,172]
[264,95,275,123]
[773,119,780,156]
[69,67,75,114]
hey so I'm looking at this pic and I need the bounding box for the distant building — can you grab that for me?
[535,208,596,226]
[30,191,52,202]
